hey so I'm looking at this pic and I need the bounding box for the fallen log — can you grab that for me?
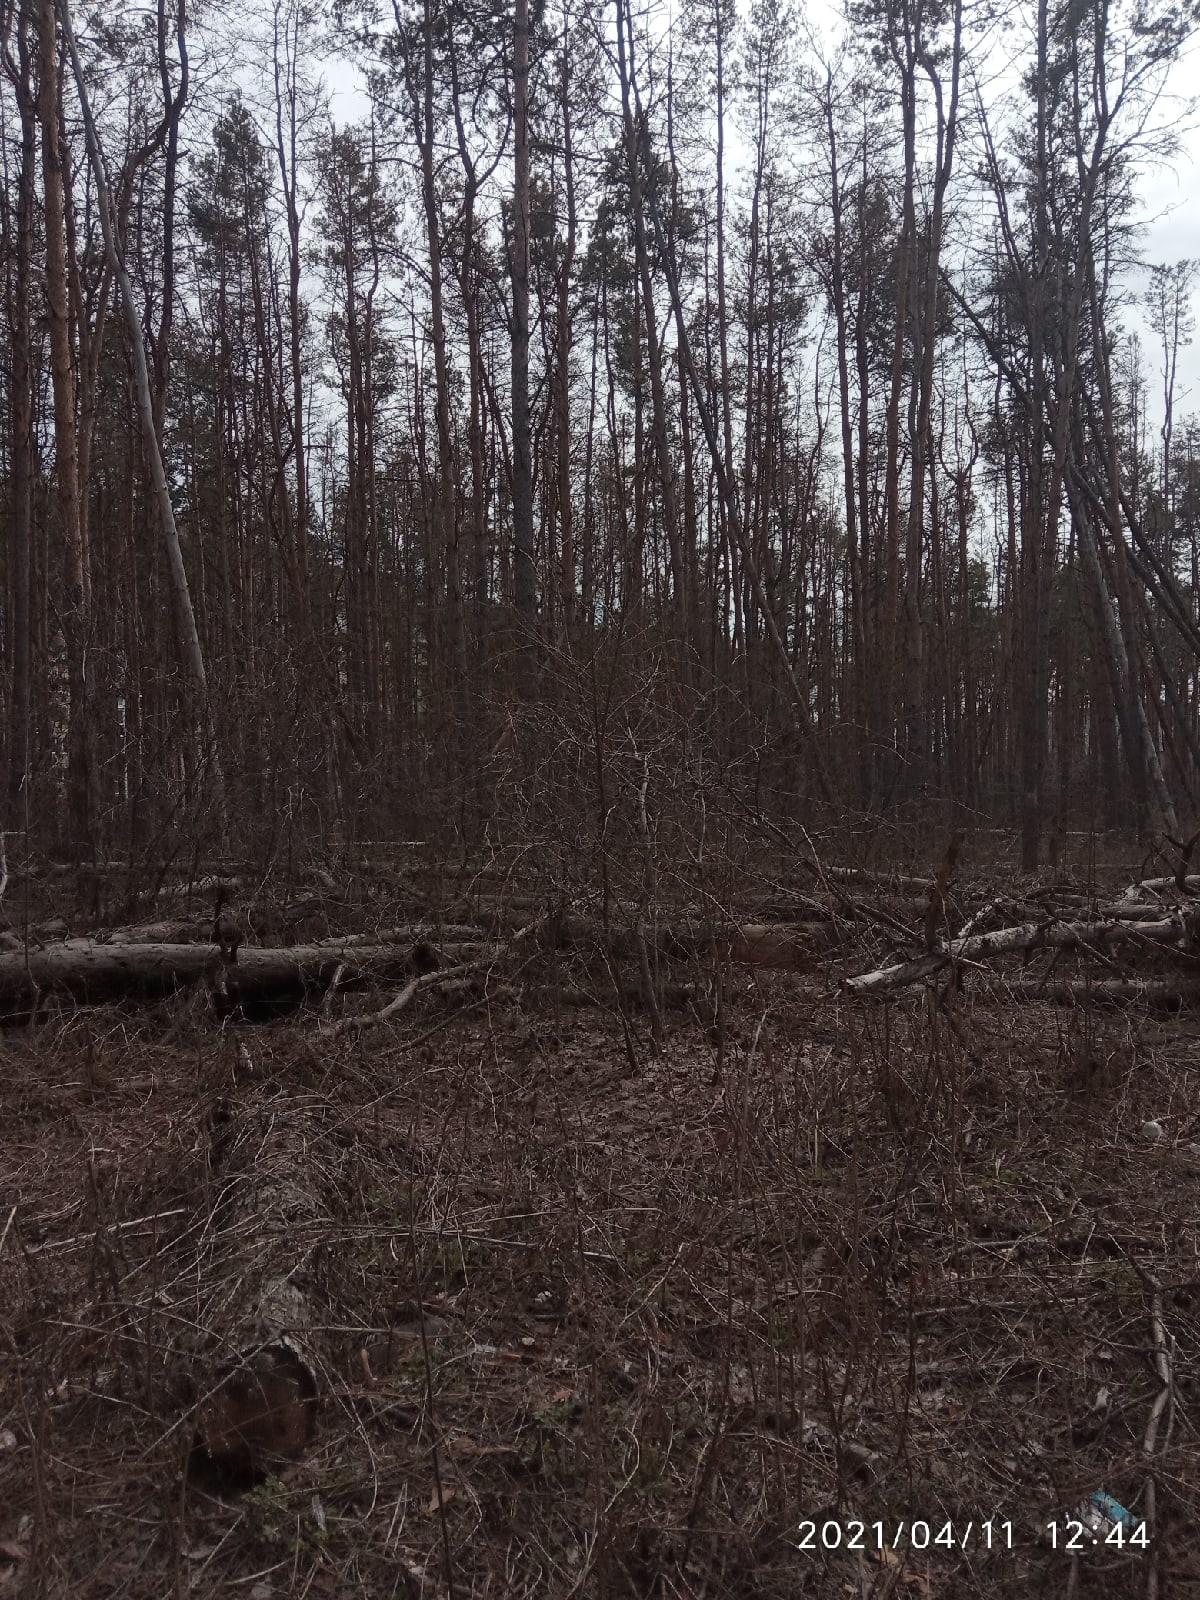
[315,924,483,948]
[816,865,936,894]
[314,907,840,968]
[961,915,1186,954]
[720,922,840,968]
[187,1077,326,1480]
[0,913,843,1016]
[461,909,840,966]
[323,959,482,1038]
[845,915,1192,996]
[982,977,1200,1008]
[1120,874,1200,902]
[99,917,488,952]
[845,950,948,995]
[0,936,439,1010]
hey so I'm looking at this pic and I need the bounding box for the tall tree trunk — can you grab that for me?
[902,0,962,785]
[711,0,745,684]
[822,73,866,804]
[150,0,186,441]
[881,12,916,795]
[1014,0,1052,869]
[511,0,537,688]
[555,12,577,638]
[616,0,688,673]
[419,0,461,695]
[272,0,310,612]
[4,0,35,817]
[39,0,91,852]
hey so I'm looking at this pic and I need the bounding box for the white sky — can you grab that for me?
[1137,157,1200,424]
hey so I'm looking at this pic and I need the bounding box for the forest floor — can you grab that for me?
[2,857,1199,1598]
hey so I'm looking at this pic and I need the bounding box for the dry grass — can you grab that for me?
[1,951,1198,1598]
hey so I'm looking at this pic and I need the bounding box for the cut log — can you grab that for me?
[197,1340,317,1475]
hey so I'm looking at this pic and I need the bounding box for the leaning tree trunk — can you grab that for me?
[58,0,217,811]
[5,5,35,819]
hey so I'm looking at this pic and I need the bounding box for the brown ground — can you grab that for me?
[2,925,1198,1598]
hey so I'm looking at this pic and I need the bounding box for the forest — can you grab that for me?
[2,0,1200,1596]
[0,0,1196,866]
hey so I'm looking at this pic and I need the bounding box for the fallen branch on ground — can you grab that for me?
[323,917,544,1037]
[845,914,1194,997]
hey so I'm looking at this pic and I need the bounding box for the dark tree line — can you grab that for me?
[0,0,1197,872]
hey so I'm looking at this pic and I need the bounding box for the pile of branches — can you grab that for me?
[830,850,1200,1007]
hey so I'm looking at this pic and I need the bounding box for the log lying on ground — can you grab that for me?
[93,919,481,949]
[187,1082,326,1478]
[0,936,452,1009]
[813,865,936,894]
[100,921,205,944]
[315,924,484,948]
[0,914,845,1012]
[442,908,841,966]
[720,922,839,968]
[1120,873,1200,902]
[845,915,1196,997]
[560,914,841,968]
[981,977,1200,1008]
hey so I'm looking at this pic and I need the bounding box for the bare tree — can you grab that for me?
[39,0,91,850]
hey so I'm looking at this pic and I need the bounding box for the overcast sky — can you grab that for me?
[1137,153,1200,425]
